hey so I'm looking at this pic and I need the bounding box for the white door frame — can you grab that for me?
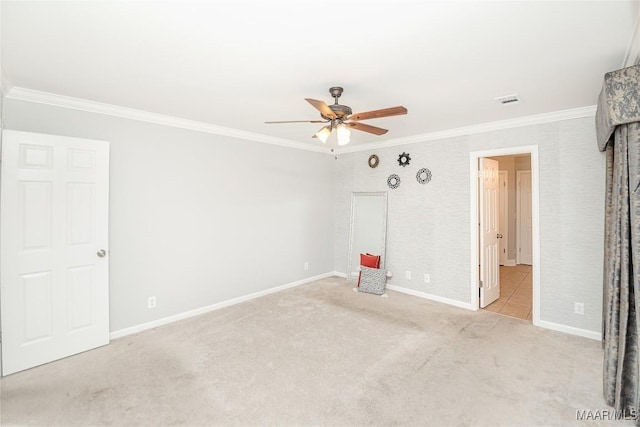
[498,170,509,266]
[469,146,540,326]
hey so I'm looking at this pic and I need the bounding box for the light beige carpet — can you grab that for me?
[1,277,610,426]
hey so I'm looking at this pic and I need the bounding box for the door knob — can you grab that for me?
[97,249,107,258]
[497,234,503,239]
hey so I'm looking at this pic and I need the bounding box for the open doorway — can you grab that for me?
[488,154,532,320]
[470,146,540,325]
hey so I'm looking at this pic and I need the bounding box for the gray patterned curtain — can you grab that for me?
[597,64,640,422]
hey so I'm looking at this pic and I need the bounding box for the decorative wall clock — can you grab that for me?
[398,152,411,167]
[387,174,401,189]
[416,168,432,184]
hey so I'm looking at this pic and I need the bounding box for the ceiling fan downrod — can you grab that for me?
[326,87,352,119]
[329,86,343,104]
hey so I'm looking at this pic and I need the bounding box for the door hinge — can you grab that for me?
[479,280,484,288]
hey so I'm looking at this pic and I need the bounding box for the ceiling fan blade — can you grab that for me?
[347,106,407,121]
[346,122,388,136]
[305,98,337,119]
[265,120,327,124]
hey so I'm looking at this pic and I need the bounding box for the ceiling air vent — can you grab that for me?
[495,94,520,105]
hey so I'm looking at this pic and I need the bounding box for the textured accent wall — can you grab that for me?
[335,117,605,334]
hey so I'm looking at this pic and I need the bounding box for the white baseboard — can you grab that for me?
[534,319,601,341]
[109,271,601,343]
[503,259,516,266]
[385,284,601,340]
[385,284,475,311]
[110,272,336,340]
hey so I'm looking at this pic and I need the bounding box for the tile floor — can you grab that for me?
[484,264,532,320]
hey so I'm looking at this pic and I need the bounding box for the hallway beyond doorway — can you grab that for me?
[484,265,532,321]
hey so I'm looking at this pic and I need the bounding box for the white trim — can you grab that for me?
[503,259,516,267]
[109,272,335,340]
[352,277,600,340]
[385,284,475,311]
[535,319,601,341]
[6,86,597,156]
[5,87,330,154]
[470,146,541,324]
[337,106,596,154]
[334,271,348,279]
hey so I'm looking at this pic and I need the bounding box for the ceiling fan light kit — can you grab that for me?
[315,126,332,143]
[336,123,351,145]
[265,86,407,146]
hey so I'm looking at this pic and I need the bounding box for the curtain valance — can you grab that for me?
[596,64,640,151]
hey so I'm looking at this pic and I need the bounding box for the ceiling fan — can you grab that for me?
[265,87,408,145]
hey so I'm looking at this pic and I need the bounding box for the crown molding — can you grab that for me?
[6,87,331,154]
[7,86,597,156]
[335,105,597,154]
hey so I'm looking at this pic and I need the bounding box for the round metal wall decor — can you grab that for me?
[368,154,379,168]
[387,174,401,189]
[416,168,432,184]
[398,152,411,167]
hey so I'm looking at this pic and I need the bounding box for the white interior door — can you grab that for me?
[498,170,508,266]
[1,130,110,376]
[480,158,500,308]
[517,170,533,265]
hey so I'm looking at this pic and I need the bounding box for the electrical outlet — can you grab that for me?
[405,270,411,280]
[304,262,309,271]
[574,302,584,315]
[424,274,430,283]
[148,296,157,309]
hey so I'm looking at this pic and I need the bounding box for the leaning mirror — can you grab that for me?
[347,192,388,281]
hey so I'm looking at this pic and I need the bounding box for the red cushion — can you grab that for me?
[360,253,380,268]
[358,254,381,286]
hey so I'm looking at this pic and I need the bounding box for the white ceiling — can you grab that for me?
[2,1,639,151]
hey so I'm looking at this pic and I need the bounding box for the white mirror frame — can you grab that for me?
[347,191,388,281]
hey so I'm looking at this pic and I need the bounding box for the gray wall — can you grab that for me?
[3,97,606,336]
[334,116,605,334]
[3,98,336,332]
